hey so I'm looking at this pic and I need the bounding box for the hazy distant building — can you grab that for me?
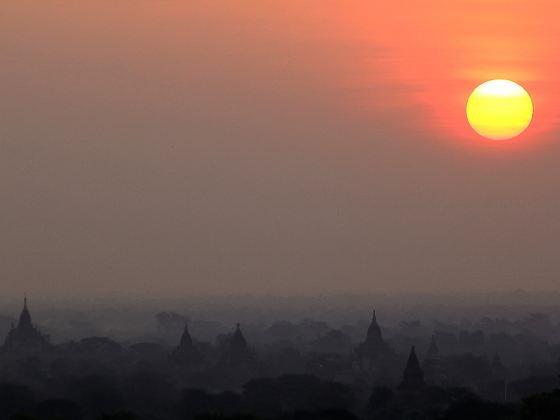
[220,323,255,367]
[399,346,425,393]
[355,310,395,371]
[423,335,446,385]
[426,335,439,360]
[171,323,204,366]
[3,297,49,352]
[482,353,509,401]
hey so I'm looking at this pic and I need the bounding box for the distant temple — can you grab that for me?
[3,297,49,352]
[423,334,446,385]
[399,346,426,393]
[426,334,439,360]
[171,323,204,366]
[220,323,255,367]
[355,310,395,370]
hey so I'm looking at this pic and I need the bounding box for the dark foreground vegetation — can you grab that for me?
[1,376,560,420]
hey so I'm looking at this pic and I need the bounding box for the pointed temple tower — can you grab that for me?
[423,334,446,385]
[426,335,439,360]
[355,309,395,371]
[171,323,204,366]
[3,297,49,352]
[365,310,383,347]
[399,346,426,393]
[220,323,254,367]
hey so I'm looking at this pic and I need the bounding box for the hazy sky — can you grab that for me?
[2,1,560,297]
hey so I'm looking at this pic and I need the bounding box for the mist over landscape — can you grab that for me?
[4,1,560,419]
[2,291,560,344]
[1,293,560,419]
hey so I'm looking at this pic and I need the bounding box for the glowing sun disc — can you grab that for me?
[466,79,533,140]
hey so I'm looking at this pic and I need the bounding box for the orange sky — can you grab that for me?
[186,1,560,148]
[2,1,560,296]
[6,1,559,145]
[314,1,560,147]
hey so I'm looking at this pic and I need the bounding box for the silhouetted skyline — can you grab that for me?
[1,296,560,418]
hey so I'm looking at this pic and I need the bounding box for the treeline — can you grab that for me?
[2,375,560,420]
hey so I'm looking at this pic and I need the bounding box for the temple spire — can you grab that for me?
[179,323,193,348]
[220,323,253,366]
[365,308,382,344]
[232,323,247,347]
[399,345,425,392]
[426,334,439,359]
[18,294,32,329]
[171,322,203,365]
[3,296,49,351]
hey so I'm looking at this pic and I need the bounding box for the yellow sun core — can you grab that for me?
[466,79,533,141]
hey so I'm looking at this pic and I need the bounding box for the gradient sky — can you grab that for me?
[2,1,560,297]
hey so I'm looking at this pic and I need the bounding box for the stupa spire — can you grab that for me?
[399,345,425,392]
[365,308,382,344]
[426,334,439,359]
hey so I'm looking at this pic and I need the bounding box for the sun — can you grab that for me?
[466,79,533,141]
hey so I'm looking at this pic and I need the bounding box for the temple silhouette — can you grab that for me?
[0,297,554,419]
[3,297,49,353]
[399,345,425,393]
[219,323,255,367]
[355,309,396,373]
[171,322,204,366]
[0,301,538,399]
[422,334,446,385]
